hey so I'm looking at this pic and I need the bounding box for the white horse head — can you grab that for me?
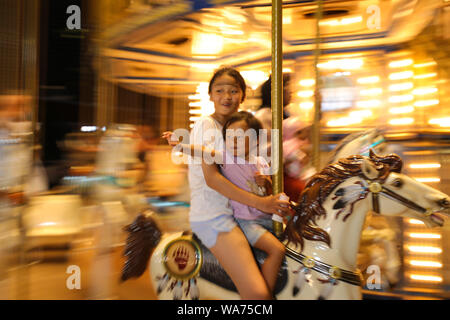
[359,152,448,227]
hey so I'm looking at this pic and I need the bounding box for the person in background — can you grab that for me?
[282,117,314,202]
[254,73,292,159]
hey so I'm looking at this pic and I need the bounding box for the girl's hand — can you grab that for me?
[161,131,179,146]
[256,193,291,217]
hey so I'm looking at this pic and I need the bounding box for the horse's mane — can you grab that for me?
[285,152,402,250]
[326,129,380,165]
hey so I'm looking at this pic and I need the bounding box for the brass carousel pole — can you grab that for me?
[312,0,323,171]
[272,0,284,237]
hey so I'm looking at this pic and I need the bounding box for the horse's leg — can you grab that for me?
[210,226,272,300]
[253,232,285,293]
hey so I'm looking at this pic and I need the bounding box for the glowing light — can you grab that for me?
[359,88,383,96]
[407,246,442,254]
[408,260,442,268]
[389,95,414,103]
[189,82,215,118]
[412,87,438,96]
[349,110,373,118]
[299,79,315,87]
[299,102,314,110]
[240,70,269,90]
[414,61,436,68]
[388,118,414,125]
[414,73,437,80]
[283,68,293,73]
[356,100,381,108]
[389,106,414,114]
[429,117,450,127]
[389,71,414,80]
[327,117,362,127]
[38,222,57,227]
[189,116,201,122]
[191,33,223,55]
[413,177,440,183]
[409,163,441,169]
[283,15,292,24]
[81,126,97,132]
[407,219,424,225]
[317,58,364,70]
[221,29,244,35]
[409,274,443,282]
[319,16,363,27]
[389,59,413,68]
[389,82,414,92]
[408,233,442,239]
[414,99,439,107]
[297,90,314,98]
[191,63,219,71]
[357,76,380,84]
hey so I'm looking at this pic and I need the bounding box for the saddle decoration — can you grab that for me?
[157,236,202,300]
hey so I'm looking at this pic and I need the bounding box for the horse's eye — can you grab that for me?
[392,178,403,188]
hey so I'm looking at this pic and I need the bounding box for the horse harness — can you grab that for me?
[366,179,431,216]
[285,247,363,287]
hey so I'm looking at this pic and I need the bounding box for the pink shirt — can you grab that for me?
[220,150,270,221]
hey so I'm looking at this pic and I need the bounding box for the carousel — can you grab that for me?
[1,0,449,300]
[87,0,450,299]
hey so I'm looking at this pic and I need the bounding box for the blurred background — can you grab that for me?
[0,0,449,299]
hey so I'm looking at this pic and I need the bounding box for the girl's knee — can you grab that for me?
[269,240,286,258]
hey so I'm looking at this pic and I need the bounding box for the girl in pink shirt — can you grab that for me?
[220,111,286,293]
[171,111,286,293]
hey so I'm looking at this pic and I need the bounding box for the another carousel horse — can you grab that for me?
[121,151,449,300]
[327,129,388,164]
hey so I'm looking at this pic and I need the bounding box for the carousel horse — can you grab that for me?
[327,129,401,288]
[327,128,387,164]
[121,151,449,300]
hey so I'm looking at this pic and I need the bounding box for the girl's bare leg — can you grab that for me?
[210,226,272,300]
[253,232,286,292]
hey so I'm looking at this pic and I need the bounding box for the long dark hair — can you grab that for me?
[208,67,247,102]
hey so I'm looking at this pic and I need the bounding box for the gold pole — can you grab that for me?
[272,0,283,237]
[312,0,323,171]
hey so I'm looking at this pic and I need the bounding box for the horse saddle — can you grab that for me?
[191,233,289,295]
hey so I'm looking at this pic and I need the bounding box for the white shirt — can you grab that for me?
[188,116,233,222]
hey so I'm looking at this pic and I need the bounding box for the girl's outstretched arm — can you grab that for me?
[162,131,224,162]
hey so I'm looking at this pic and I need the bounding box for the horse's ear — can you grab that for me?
[369,149,377,159]
[362,157,379,180]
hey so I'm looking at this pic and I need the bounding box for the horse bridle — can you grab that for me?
[364,176,431,216]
